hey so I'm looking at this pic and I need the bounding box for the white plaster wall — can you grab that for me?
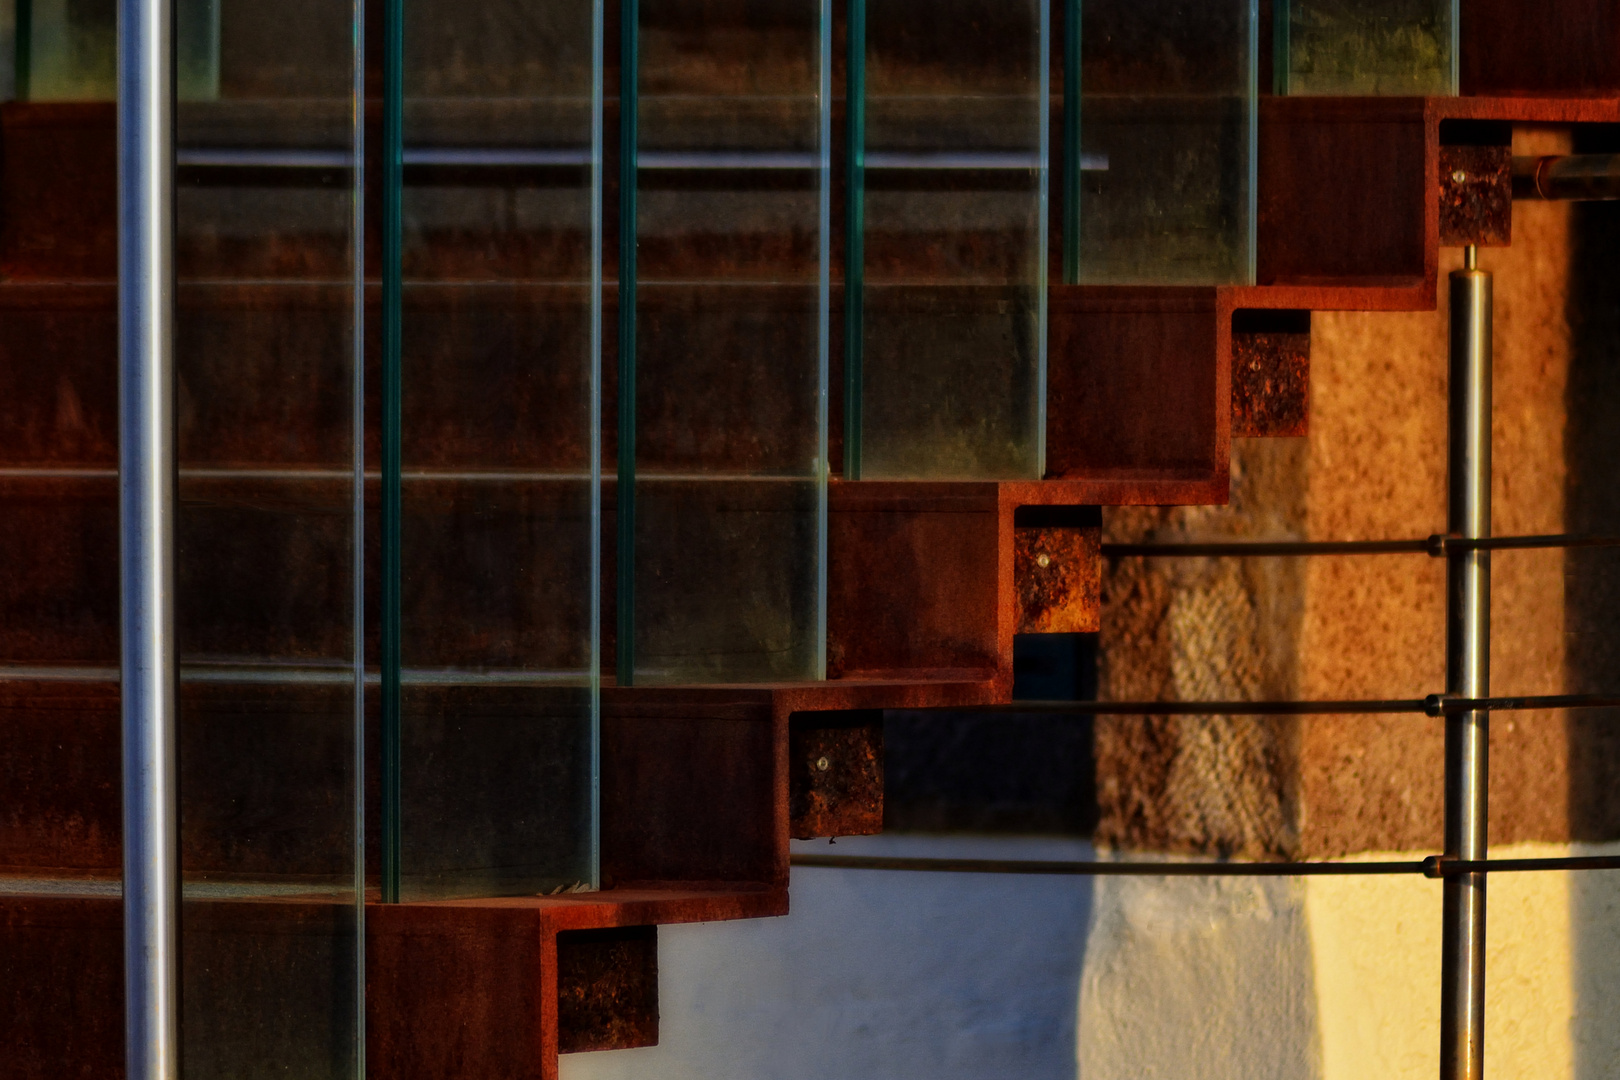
[1306,844,1579,1079]
[1078,871,1321,1079]
[561,838,1620,1080]
[1570,843,1620,1078]
[560,834,1094,1080]
[1077,844,1619,1080]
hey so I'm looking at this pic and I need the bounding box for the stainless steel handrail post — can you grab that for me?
[1442,246,1491,1080]
[118,0,178,1073]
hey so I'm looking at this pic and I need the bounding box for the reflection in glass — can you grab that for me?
[387,0,601,898]
[620,0,827,683]
[850,0,1047,480]
[15,0,220,100]
[171,0,360,1074]
[1276,0,1457,96]
[1071,0,1255,285]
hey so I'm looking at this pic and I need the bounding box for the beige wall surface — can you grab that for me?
[1088,127,1620,1078]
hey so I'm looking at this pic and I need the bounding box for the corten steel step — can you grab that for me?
[0,675,990,885]
[0,669,997,1076]
[1,886,774,1078]
[0,673,990,1077]
[0,278,1155,681]
[0,105,1577,466]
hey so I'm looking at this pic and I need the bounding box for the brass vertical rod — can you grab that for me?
[1441,246,1490,1080]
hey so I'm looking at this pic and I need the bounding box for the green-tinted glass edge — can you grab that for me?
[1449,0,1460,94]
[350,0,369,1060]
[1273,0,1291,94]
[817,0,831,676]
[1038,0,1050,474]
[616,0,638,687]
[1248,0,1259,284]
[1062,0,1079,284]
[380,0,404,905]
[591,0,606,881]
[14,0,30,100]
[843,0,865,481]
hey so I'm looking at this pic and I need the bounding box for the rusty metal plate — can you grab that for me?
[1232,314,1310,438]
[1440,143,1512,247]
[557,925,659,1054]
[1014,525,1100,634]
[789,711,884,839]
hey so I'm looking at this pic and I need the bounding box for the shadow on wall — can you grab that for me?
[1563,124,1620,1080]
[560,642,1102,1080]
[559,835,1096,1080]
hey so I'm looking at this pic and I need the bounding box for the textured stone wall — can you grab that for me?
[1077,122,1620,1080]
[1095,127,1599,858]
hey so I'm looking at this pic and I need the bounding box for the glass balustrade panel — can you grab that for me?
[1277,0,1457,96]
[13,0,219,100]
[172,0,361,1074]
[623,0,828,683]
[1073,0,1255,285]
[852,0,1047,480]
[390,0,601,899]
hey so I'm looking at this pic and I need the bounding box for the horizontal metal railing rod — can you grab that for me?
[1428,693,1620,715]
[979,699,1428,715]
[1101,533,1620,559]
[791,854,1620,877]
[1513,154,1620,201]
[1423,855,1620,876]
[962,694,1620,717]
[792,854,1425,876]
[1104,538,1429,557]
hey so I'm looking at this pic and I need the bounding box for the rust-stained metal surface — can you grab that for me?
[599,700,779,888]
[1014,522,1101,635]
[0,103,116,280]
[1461,0,1620,95]
[557,925,659,1053]
[1232,312,1310,439]
[1439,143,1512,248]
[1258,96,1430,287]
[826,485,1003,680]
[0,896,123,1076]
[368,903,544,1079]
[366,887,785,1080]
[789,711,884,839]
[1046,287,1224,481]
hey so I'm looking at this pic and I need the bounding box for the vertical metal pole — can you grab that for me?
[1442,245,1491,1080]
[118,0,178,1072]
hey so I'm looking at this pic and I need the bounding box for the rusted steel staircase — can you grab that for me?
[5,0,1620,1076]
